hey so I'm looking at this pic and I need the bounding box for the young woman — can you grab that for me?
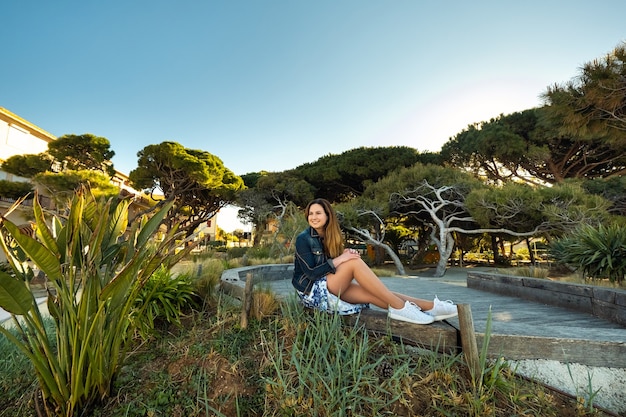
[292,198,457,325]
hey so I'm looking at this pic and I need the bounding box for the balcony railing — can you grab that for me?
[0,195,56,211]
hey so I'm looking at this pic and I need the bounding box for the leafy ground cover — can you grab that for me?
[1,292,611,417]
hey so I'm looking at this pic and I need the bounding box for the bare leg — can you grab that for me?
[393,293,434,311]
[326,258,405,309]
[330,282,392,309]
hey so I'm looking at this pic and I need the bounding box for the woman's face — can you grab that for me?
[307,203,328,232]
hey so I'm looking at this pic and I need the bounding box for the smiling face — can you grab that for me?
[307,203,328,234]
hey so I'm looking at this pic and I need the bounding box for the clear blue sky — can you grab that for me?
[3,1,625,178]
[3,1,624,179]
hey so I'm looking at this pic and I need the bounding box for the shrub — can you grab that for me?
[0,180,33,200]
[192,258,224,305]
[251,286,280,320]
[131,266,198,339]
[248,255,294,266]
[513,247,530,260]
[227,246,249,259]
[551,223,626,284]
[245,245,272,259]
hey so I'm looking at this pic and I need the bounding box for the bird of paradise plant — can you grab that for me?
[0,187,192,417]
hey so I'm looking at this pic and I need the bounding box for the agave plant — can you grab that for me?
[0,187,192,417]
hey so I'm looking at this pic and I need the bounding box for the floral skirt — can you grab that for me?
[297,276,369,315]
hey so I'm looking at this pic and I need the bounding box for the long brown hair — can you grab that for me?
[305,198,344,258]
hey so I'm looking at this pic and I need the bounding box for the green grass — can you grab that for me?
[0,292,609,417]
[0,327,37,417]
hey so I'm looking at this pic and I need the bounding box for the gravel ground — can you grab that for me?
[511,359,626,415]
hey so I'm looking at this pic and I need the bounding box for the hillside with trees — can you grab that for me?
[234,42,625,281]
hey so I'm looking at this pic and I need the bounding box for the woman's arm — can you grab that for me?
[294,234,336,281]
[330,249,361,268]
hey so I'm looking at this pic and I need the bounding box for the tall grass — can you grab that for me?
[256,298,585,416]
[261,297,410,416]
[0,322,39,416]
[498,266,550,279]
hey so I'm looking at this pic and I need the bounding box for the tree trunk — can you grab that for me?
[366,240,405,275]
[253,224,263,246]
[347,227,406,275]
[383,245,406,275]
[433,233,454,277]
[373,246,383,266]
[490,235,498,264]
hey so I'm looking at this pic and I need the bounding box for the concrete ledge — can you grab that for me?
[467,271,626,326]
[348,308,626,368]
[220,266,626,367]
[221,263,293,284]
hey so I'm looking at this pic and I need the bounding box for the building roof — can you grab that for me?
[0,107,57,143]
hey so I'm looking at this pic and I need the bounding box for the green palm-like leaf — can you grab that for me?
[33,193,59,254]
[2,220,63,282]
[100,253,141,305]
[136,199,175,248]
[65,189,86,266]
[0,271,33,315]
[106,199,129,247]
[55,222,69,264]
[84,199,111,268]
[82,191,99,229]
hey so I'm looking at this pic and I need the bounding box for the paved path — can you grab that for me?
[260,267,626,344]
[5,267,625,345]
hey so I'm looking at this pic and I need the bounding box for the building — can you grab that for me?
[0,107,218,251]
[0,107,57,232]
[0,107,153,240]
[0,108,55,161]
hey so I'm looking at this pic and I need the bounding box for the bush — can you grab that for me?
[251,286,280,320]
[0,180,33,199]
[131,266,198,339]
[192,258,225,305]
[513,247,530,260]
[245,245,272,259]
[248,255,294,266]
[227,246,249,259]
[551,223,626,284]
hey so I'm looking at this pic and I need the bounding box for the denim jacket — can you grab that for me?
[292,226,336,294]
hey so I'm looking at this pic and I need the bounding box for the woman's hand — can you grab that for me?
[332,248,361,267]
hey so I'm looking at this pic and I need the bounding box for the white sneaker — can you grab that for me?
[425,296,458,321]
[388,301,434,325]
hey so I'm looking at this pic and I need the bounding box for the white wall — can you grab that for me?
[0,120,50,161]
